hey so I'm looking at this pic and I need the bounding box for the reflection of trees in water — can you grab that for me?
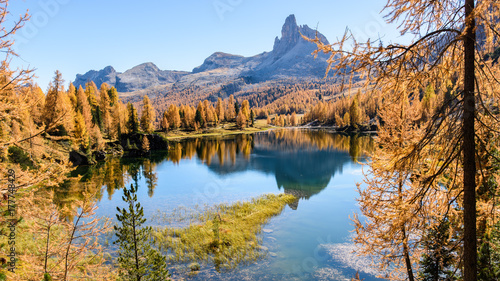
[54,130,373,209]
[169,135,254,165]
[54,156,167,208]
[143,160,158,197]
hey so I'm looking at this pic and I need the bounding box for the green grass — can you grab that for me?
[159,121,271,141]
[153,193,296,272]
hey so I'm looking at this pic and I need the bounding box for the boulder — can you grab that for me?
[69,150,96,166]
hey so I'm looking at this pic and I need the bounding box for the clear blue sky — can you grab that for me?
[8,0,401,91]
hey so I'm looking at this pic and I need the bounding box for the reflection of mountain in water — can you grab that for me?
[206,130,354,209]
[61,129,371,211]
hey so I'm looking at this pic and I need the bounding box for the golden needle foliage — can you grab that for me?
[306,0,500,279]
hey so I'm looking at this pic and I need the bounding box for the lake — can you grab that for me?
[59,129,382,281]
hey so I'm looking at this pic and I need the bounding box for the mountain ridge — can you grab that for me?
[73,14,331,94]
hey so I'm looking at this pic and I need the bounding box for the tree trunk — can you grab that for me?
[402,226,415,281]
[463,0,477,280]
[399,179,414,281]
[132,200,141,281]
[44,226,51,274]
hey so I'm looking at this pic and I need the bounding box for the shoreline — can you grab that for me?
[158,124,377,143]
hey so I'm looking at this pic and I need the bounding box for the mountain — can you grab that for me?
[243,14,330,81]
[73,14,331,94]
[73,62,189,92]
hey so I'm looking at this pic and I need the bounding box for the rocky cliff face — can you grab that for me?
[73,14,332,93]
[192,52,246,73]
[243,14,330,81]
[115,62,188,92]
[273,14,302,58]
[74,66,118,90]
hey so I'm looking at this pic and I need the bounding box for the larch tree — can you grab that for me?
[307,0,500,279]
[291,112,298,126]
[241,100,250,120]
[0,0,72,195]
[67,82,77,109]
[108,86,119,106]
[166,104,181,129]
[353,92,430,280]
[203,100,211,125]
[226,95,236,120]
[141,135,150,152]
[76,85,92,129]
[421,84,436,122]
[161,114,169,132]
[73,112,89,149]
[349,92,360,127]
[85,81,100,127]
[140,95,156,133]
[43,71,74,135]
[26,84,46,126]
[99,83,112,136]
[111,101,125,140]
[216,97,225,123]
[236,111,246,129]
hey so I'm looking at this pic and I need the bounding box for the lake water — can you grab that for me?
[62,129,383,281]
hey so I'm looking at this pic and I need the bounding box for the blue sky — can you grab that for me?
[8,0,401,91]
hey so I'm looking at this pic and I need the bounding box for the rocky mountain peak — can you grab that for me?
[192,52,245,73]
[126,62,161,74]
[273,14,301,57]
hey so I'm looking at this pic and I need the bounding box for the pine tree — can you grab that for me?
[140,95,156,133]
[126,103,139,134]
[195,108,204,128]
[114,184,170,281]
[250,109,255,127]
[234,101,240,116]
[196,101,206,128]
[419,220,457,281]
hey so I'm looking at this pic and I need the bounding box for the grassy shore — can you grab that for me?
[158,119,271,141]
[153,193,296,272]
